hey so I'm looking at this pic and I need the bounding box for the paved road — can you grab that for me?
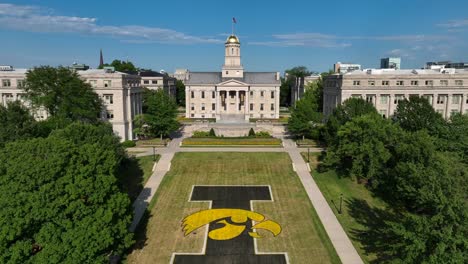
[129,129,363,264]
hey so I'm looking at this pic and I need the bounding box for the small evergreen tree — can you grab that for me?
[209,128,216,137]
[248,128,255,137]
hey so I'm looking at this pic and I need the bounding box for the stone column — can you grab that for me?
[236,90,239,112]
[217,90,221,114]
[461,94,466,114]
[446,94,452,119]
[388,94,393,116]
[245,89,249,115]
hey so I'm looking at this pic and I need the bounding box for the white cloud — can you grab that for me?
[437,19,468,28]
[0,3,222,44]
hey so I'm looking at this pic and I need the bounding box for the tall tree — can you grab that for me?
[24,66,102,126]
[0,125,133,263]
[285,66,312,78]
[438,113,468,163]
[0,101,37,147]
[324,113,401,182]
[144,89,179,138]
[288,85,322,139]
[323,97,378,146]
[175,80,186,107]
[393,95,446,136]
[280,77,292,107]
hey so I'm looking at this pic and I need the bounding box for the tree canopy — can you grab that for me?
[99,59,137,72]
[143,89,179,138]
[24,66,102,126]
[0,101,38,147]
[175,80,186,107]
[0,123,133,263]
[288,86,322,139]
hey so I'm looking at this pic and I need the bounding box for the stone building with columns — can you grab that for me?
[323,68,468,119]
[185,35,281,122]
[0,66,142,141]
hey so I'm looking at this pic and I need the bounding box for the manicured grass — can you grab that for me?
[297,138,321,147]
[182,137,282,146]
[118,155,159,201]
[310,157,387,263]
[125,152,340,264]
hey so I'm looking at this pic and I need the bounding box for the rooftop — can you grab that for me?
[186,72,280,85]
[341,68,468,76]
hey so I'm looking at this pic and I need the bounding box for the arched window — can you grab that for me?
[232,48,234,54]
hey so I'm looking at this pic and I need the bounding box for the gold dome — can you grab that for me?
[226,35,240,44]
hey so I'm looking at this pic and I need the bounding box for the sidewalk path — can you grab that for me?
[129,130,363,263]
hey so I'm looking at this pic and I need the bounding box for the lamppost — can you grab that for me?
[307,147,310,163]
[152,146,156,161]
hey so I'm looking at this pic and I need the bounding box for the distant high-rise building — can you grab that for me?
[426,61,468,69]
[381,57,401,70]
[334,62,361,73]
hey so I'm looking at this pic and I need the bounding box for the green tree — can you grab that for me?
[0,125,133,263]
[132,114,151,139]
[324,114,401,182]
[99,59,137,72]
[145,89,179,138]
[0,101,37,147]
[280,77,292,107]
[323,97,378,146]
[288,88,323,139]
[285,66,312,77]
[393,95,446,136]
[438,113,468,163]
[24,66,102,126]
[248,128,255,137]
[175,80,186,107]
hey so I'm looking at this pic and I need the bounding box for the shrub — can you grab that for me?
[192,131,211,138]
[248,128,255,137]
[255,131,271,138]
[121,140,136,148]
[209,128,216,137]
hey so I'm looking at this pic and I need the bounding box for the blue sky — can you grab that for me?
[1,0,467,73]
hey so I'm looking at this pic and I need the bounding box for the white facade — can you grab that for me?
[0,68,143,141]
[323,68,468,119]
[185,35,281,121]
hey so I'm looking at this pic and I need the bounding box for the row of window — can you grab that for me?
[352,79,464,86]
[1,79,26,88]
[190,91,276,99]
[353,94,468,105]
[143,80,160,85]
[190,103,275,111]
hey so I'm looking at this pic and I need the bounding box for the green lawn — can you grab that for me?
[182,137,282,146]
[309,157,388,263]
[136,138,169,147]
[126,152,340,264]
[118,155,159,201]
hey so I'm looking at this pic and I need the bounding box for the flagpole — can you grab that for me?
[232,19,234,35]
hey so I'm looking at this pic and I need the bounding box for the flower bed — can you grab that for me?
[182,137,282,146]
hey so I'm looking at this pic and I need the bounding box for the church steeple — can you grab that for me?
[99,49,104,68]
[222,35,243,78]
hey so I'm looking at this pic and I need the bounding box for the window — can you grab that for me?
[260,104,264,111]
[380,95,389,104]
[382,80,389,86]
[260,91,264,97]
[422,95,433,103]
[451,109,459,117]
[17,79,26,88]
[353,81,360,86]
[411,81,419,85]
[2,79,11,87]
[201,91,205,99]
[191,103,195,110]
[191,114,194,117]
[368,80,375,86]
[88,80,97,87]
[212,91,215,98]
[226,71,228,75]
[366,95,375,104]
[106,111,114,120]
[394,95,404,104]
[250,103,253,111]
[271,104,274,111]
[396,80,404,86]
[425,80,433,86]
[103,94,113,104]
[212,103,215,110]
[152,80,158,84]
[103,80,111,87]
[232,48,234,54]
[201,103,205,111]
[452,95,461,105]
[271,91,275,99]
[440,80,448,86]
[455,80,463,86]
[191,91,194,98]
[143,80,149,84]
[379,110,387,118]
[250,91,253,96]
[437,95,446,104]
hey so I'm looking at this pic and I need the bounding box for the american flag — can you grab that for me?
[232,17,237,24]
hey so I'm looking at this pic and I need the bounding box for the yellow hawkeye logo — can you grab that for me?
[182,208,281,240]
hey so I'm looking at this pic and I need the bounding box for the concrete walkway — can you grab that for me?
[129,130,363,263]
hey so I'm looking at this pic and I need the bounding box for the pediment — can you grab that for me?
[217,79,248,86]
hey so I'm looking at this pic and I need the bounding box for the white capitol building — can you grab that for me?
[184,34,281,122]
